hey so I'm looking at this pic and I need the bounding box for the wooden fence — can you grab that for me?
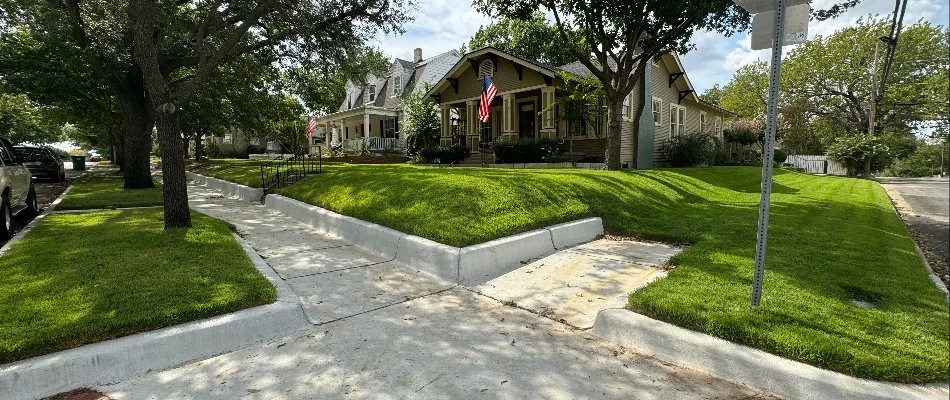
[785,155,848,176]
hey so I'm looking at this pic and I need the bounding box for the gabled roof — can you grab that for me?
[662,52,734,115]
[424,46,559,99]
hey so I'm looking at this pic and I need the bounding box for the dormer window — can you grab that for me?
[393,75,402,96]
[368,85,376,102]
[478,59,494,80]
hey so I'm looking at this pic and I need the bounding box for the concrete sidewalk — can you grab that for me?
[102,288,772,400]
[188,184,454,325]
[91,182,777,398]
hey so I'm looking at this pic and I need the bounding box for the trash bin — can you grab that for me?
[70,155,86,171]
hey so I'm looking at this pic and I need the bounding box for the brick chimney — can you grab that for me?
[413,48,423,63]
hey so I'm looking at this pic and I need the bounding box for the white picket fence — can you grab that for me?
[785,155,848,176]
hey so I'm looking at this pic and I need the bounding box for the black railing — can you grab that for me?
[260,148,322,190]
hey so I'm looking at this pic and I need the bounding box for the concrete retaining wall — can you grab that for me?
[592,309,948,400]
[263,194,605,287]
[549,218,604,249]
[185,171,263,203]
[0,232,310,400]
[458,229,556,286]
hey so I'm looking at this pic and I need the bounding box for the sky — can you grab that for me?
[374,0,949,94]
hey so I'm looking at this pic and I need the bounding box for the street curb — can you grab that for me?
[0,183,73,257]
[185,171,263,203]
[592,309,949,400]
[261,193,604,286]
[877,182,950,301]
[0,218,311,400]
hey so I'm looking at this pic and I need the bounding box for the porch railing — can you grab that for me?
[343,137,406,152]
[259,150,322,190]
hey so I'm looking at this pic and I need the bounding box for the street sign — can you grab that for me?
[734,0,808,13]
[751,4,810,50]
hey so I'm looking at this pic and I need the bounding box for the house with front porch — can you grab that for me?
[423,47,729,168]
[316,48,462,152]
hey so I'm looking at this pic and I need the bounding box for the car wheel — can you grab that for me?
[0,196,12,241]
[26,185,39,216]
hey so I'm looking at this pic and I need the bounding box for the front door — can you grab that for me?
[518,102,536,139]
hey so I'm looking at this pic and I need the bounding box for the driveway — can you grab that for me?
[878,177,950,286]
[93,183,777,399]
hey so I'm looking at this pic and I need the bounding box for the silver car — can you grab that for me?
[0,138,38,239]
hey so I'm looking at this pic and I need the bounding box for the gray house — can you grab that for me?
[317,48,462,152]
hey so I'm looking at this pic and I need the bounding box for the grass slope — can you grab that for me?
[278,164,949,382]
[57,172,163,210]
[0,209,276,363]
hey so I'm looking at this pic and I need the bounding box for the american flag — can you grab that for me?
[305,117,317,138]
[478,74,497,123]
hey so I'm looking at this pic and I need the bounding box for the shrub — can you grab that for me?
[826,135,889,176]
[417,145,469,164]
[773,148,788,163]
[492,138,563,163]
[663,132,715,167]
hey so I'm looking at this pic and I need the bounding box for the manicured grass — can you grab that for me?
[190,159,274,188]
[277,164,949,382]
[0,209,276,363]
[57,172,163,210]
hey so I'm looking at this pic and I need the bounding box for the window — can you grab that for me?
[652,98,662,126]
[368,85,376,102]
[393,75,402,96]
[700,111,708,133]
[714,117,722,136]
[383,119,396,138]
[669,104,685,137]
[622,95,631,121]
[478,59,494,80]
[222,133,233,144]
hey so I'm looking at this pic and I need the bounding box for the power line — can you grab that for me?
[878,0,909,101]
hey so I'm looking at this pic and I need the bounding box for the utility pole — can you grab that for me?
[869,40,881,137]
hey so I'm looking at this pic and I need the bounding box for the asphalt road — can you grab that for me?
[878,177,950,286]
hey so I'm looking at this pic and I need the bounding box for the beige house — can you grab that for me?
[424,47,729,168]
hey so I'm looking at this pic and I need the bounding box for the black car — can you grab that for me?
[13,146,66,182]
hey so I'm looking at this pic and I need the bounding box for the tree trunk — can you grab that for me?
[863,156,872,177]
[604,96,623,170]
[155,110,192,228]
[629,65,648,170]
[194,134,203,161]
[116,84,155,189]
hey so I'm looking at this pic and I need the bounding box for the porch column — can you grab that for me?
[501,93,516,142]
[441,105,451,139]
[466,100,477,138]
[363,112,370,142]
[540,87,556,139]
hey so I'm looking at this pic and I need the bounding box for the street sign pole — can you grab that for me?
[750,0,787,307]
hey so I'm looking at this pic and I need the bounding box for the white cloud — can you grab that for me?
[681,0,949,93]
[372,0,490,61]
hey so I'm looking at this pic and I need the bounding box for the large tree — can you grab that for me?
[467,11,577,66]
[0,1,157,188]
[126,0,410,228]
[0,92,62,145]
[781,17,948,174]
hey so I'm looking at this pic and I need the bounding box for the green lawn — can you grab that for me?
[277,164,949,382]
[57,172,163,210]
[190,159,274,188]
[0,209,276,363]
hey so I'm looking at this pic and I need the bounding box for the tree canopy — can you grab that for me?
[467,11,577,66]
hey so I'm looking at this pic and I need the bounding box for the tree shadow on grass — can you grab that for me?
[0,209,274,364]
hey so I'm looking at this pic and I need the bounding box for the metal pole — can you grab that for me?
[751,0,787,308]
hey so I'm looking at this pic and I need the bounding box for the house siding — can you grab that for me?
[438,57,549,104]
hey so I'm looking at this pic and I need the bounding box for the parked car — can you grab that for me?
[89,155,102,162]
[0,138,38,239]
[13,146,66,182]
